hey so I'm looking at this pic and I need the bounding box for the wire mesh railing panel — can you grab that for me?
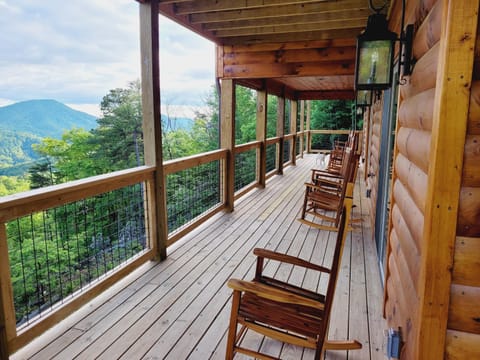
[310,133,349,152]
[234,149,257,192]
[283,139,291,164]
[7,183,148,328]
[296,135,302,156]
[266,143,277,173]
[166,160,222,234]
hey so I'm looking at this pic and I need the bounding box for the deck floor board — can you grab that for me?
[12,155,386,360]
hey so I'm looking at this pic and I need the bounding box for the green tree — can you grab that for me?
[310,100,354,150]
[266,95,278,138]
[310,100,353,130]
[32,128,100,182]
[28,160,55,189]
[235,85,257,144]
[191,87,220,152]
[0,176,30,196]
[92,80,144,171]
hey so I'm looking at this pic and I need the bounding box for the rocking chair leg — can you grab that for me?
[324,339,362,350]
[226,291,241,360]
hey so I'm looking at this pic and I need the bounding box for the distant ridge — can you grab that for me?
[0,100,98,174]
[0,99,98,138]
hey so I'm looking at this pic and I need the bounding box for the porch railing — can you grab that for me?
[309,129,351,152]
[164,149,227,246]
[0,129,347,354]
[0,166,156,352]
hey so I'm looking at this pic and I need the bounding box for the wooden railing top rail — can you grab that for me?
[163,148,228,175]
[234,140,261,153]
[309,129,352,135]
[266,136,281,145]
[284,133,295,140]
[0,166,156,223]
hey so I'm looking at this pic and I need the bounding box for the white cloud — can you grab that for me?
[0,98,15,107]
[67,103,101,118]
[161,104,209,120]
[0,2,215,110]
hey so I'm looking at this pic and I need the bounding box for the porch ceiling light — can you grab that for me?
[355,0,414,91]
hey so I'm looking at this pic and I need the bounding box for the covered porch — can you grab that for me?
[11,155,385,360]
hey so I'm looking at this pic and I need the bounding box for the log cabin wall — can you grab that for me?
[378,0,480,358]
[384,1,440,358]
[446,6,480,359]
[366,97,382,229]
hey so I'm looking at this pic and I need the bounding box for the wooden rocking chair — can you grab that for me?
[225,196,361,360]
[298,148,358,232]
[319,131,359,177]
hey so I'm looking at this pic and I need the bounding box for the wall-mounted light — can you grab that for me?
[355,0,414,91]
[356,89,372,107]
[356,106,364,117]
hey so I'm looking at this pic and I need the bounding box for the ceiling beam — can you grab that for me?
[222,46,356,66]
[296,90,355,100]
[222,60,355,79]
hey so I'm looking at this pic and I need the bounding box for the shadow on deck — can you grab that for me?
[12,155,386,360]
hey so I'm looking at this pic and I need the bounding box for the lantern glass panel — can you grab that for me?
[356,40,393,89]
[356,90,371,106]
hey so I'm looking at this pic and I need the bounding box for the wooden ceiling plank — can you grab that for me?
[213,18,367,38]
[158,3,218,43]
[203,9,371,31]
[220,28,364,45]
[175,0,343,15]
[188,0,370,23]
[222,38,356,53]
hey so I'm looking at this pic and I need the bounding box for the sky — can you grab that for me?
[0,0,216,118]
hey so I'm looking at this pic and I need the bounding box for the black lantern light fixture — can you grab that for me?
[355,0,414,91]
[356,89,372,107]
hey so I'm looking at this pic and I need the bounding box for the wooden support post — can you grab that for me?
[306,100,312,153]
[139,0,168,260]
[290,100,298,165]
[256,89,267,188]
[277,96,285,174]
[0,223,15,357]
[221,79,236,212]
[299,100,305,158]
[415,0,479,358]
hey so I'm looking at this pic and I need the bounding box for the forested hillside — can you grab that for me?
[0,100,98,175]
[0,99,97,137]
[0,130,41,174]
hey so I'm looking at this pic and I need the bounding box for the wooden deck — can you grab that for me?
[11,154,386,360]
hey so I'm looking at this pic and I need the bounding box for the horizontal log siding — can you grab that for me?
[367,99,382,228]
[384,0,440,358]
[447,3,480,358]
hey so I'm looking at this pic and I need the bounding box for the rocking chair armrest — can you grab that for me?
[304,182,337,193]
[311,169,343,179]
[253,248,331,274]
[313,177,343,189]
[227,278,325,310]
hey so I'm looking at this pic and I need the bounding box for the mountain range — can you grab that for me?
[0,99,97,138]
[0,100,98,175]
[0,99,195,176]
